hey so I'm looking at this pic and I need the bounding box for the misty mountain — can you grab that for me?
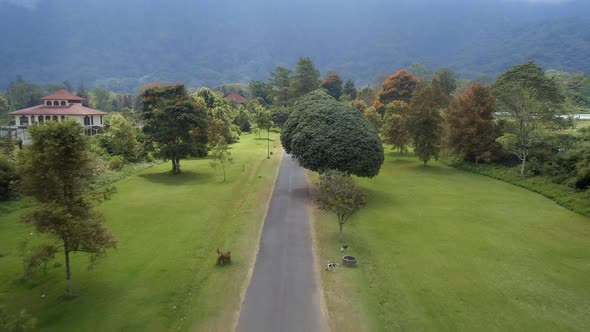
[0,0,589,91]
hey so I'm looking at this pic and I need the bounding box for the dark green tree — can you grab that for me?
[141,84,208,174]
[6,78,45,109]
[493,61,563,120]
[249,80,271,104]
[281,90,384,177]
[343,79,357,100]
[269,67,292,106]
[321,72,343,99]
[407,83,447,165]
[432,68,458,96]
[291,57,320,98]
[270,106,290,128]
[77,81,90,107]
[16,121,116,296]
[0,154,16,201]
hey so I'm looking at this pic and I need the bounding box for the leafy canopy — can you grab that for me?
[281,90,384,177]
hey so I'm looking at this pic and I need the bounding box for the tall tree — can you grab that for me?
[374,70,419,112]
[6,78,45,109]
[141,84,208,174]
[432,68,458,96]
[321,72,343,99]
[16,121,116,296]
[210,138,233,182]
[343,79,357,100]
[446,83,500,163]
[101,113,137,161]
[77,81,90,107]
[363,107,382,131]
[91,87,113,112]
[291,57,320,98]
[357,86,376,107]
[281,90,384,177]
[495,88,544,176]
[493,61,563,120]
[313,170,366,242]
[269,67,292,106]
[249,80,271,104]
[382,101,412,153]
[407,83,447,165]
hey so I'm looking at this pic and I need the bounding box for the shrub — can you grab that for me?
[109,156,126,171]
[0,154,17,201]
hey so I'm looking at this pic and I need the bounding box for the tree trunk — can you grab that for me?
[64,244,72,297]
[222,162,226,182]
[423,160,427,166]
[339,223,343,243]
[520,157,526,176]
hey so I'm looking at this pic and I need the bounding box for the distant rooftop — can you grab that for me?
[41,89,86,101]
[225,93,247,104]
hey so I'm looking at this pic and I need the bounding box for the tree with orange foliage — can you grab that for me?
[374,70,418,112]
[446,83,501,163]
[321,72,344,99]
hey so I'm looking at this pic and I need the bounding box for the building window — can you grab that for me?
[45,101,52,106]
[60,101,66,106]
[38,116,44,123]
[52,115,58,121]
[61,115,65,121]
[53,101,59,106]
[91,116,94,125]
[84,116,91,126]
[19,116,29,126]
[100,115,103,125]
[45,115,51,121]
[30,116,35,124]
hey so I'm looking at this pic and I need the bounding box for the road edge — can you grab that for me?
[231,149,285,332]
[305,170,331,332]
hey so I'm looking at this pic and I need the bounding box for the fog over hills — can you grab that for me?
[0,0,589,91]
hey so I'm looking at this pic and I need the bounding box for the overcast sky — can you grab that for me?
[0,0,577,9]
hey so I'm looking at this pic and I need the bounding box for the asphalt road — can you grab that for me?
[236,153,326,332]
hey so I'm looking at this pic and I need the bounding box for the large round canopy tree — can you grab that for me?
[281,90,384,177]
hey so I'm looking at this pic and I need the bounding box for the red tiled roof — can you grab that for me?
[225,93,247,103]
[41,89,86,101]
[8,104,106,116]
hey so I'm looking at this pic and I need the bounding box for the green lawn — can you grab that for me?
[0,133,282,331]
[313,151,590,331]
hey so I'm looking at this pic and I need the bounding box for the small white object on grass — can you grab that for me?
[41,294,46,298]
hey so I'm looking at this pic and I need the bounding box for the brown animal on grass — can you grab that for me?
[216,248,231,266]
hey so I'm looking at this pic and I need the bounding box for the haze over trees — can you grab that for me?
[1,0,589,91]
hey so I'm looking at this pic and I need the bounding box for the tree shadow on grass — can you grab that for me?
[361,187,397,208]
[138,170,214,186]
[409,163,457,176]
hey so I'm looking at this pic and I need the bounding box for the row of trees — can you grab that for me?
[248,57,358,107]
[369,62,589,189]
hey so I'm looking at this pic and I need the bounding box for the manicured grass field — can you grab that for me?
[313,151,590,331]
[0,133,282,331]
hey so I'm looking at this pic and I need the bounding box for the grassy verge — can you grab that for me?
[311,151,590,331]
[0,133,282,331]
[453,162,590,217]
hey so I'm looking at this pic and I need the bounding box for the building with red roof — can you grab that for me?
[224,93,248,104]
[4,90,106,143]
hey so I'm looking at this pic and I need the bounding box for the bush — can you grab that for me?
[0,154,17,201]
[109,156,126,171]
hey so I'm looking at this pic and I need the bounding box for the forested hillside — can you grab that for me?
[0,0,589,91]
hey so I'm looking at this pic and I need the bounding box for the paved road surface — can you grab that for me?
[236,153,326,332]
